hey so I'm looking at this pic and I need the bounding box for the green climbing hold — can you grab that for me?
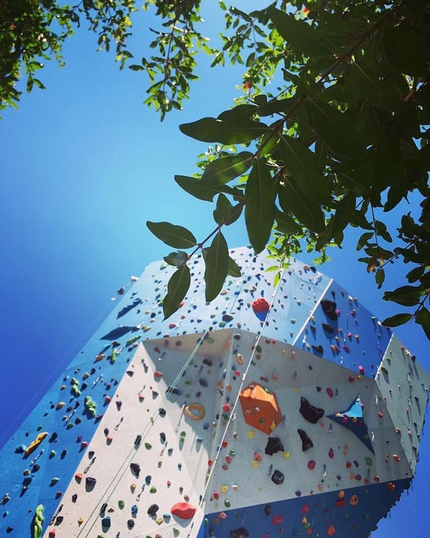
[150,486,157,493]
[31,504,44,538]
[173,529,180,537]
[224,499,231,507]
[118,500,125,509]
[110,348,119,364]
[84,396,97,417]
[145,442,152,450]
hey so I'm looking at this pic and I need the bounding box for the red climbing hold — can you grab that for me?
[272,514,284,525]
[252,298,270,313]
[171,502,197,520]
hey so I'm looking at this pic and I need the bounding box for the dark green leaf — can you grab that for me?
[201,152,253,186]
[245,159,276,254]
[164,251,189,267]
[375,268,385,289]
[356,232,373,251]
[382,312,413,328]
[175,175,238,202]
[163,264,191,319]
[383,285,425,307]
[280,135,331,204]
[415,307,430,340]
[331,193,356,238]
[337,170,371,196]
[279,181,325,233]
[306,99,366,160]
[204,232,229,302]
[269,6,334,56]
[227,256,242,278]
[383,23,428,77]
[179,116,267,144]
[406,266,425,283]
[147,221,196,249]
[213,194,242,225]
[274,209,301,235]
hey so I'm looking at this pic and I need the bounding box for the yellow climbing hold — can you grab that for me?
[248,430,255,439]
[283,451,290,459]
[221,484,228,493]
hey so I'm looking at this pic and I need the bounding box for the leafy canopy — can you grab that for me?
[2,0,430,337]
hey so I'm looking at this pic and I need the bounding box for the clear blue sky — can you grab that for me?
[0,3,428,536]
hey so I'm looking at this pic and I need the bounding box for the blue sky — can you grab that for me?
[0,3,428,536]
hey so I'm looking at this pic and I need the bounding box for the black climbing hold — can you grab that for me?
[101,516,111,530]
[299,397,324,424]
[159,408,167,417]
[160,432,166,444]
[322,323,334,334]
[100,502,107,515]
[72,494,78,503]
[130,463,141,477]
[264,504,272,516]
[134,435,142,446]
[222,314,234,323]
[54,516,63,525]
[230,528,249,538]
[147,504,159,516]
[265,437,285,456]
[85,476,97,490]
[199,378,208,387]
[298,429,313,452]
[312,345,323,355]
[271,469,284,485]
[321,300,337,320]
[49,432,58,443]
[203,357,213,366]
[127,519,135,529]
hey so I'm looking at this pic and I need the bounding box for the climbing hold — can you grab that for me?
[130,463,141,477]
[147,504,159,516]
[272,514,284,525]
[321,299,337,320]
[127,519,135,529]
[264,504,272,516]
[184,403,206,420]
[327,524,336,536]
[265,437,285,455]
[171,502,197,520]
[131,504,138,516]
[229,527,249,538]
[25,432,48,458]
[85,476,96,488]
[271,469,285,485]
[101,516,111,530]
[252,298,270,313]
[31,504,44,538]
[298,429,313,452]
[299,397,324,424]
[307,460,316,470]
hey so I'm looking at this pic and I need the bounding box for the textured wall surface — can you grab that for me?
[0,247,428,538]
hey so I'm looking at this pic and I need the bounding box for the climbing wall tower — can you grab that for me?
[1,246,429,538]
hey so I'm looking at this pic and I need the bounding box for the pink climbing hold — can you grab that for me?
[171,502,197,520]
[307,460,316,470]
[326,387,334,398]
[358,365,365,374]
[328,448,334,459]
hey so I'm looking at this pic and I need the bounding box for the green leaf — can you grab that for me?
[415,307,430,340]
[213,194,242,225]
[164,251,189,267]
[279,181,325,233]
[406,266,424,283]
[306,99,366,160]
[356,232,373,251]
[279,135,331,204]
[201,152,254,186]
[245,159,276,254]
[204,232,229,302]
[163,264,191,319]
[382,313,413,328]
[274,209,301,235]
[337,170,371,196]
[331,193,356,238]
[383,285,426,307]
[147,221,197,249]
[175,175,238,202]
[179,116,267,144]
[375,267,385,289]
[227,256,241,278]
[383,23,428,77]
[269,6,334,56]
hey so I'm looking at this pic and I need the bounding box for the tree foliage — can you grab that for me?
[2,0,430,337]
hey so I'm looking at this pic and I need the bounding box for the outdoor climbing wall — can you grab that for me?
[0,246,428,538]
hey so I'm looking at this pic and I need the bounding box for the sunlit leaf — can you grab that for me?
[175,175,238,202]
[163,264,191,319]
[269,6,334,56]
[204,232,229,302]
[147,221,196,249]
[245,159,276,253]
[201,152,254,186]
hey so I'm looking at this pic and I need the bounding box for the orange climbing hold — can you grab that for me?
[25,432,48,457]
[171,502,197,520]
[327,524,336,536]
[239,382,282,434]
